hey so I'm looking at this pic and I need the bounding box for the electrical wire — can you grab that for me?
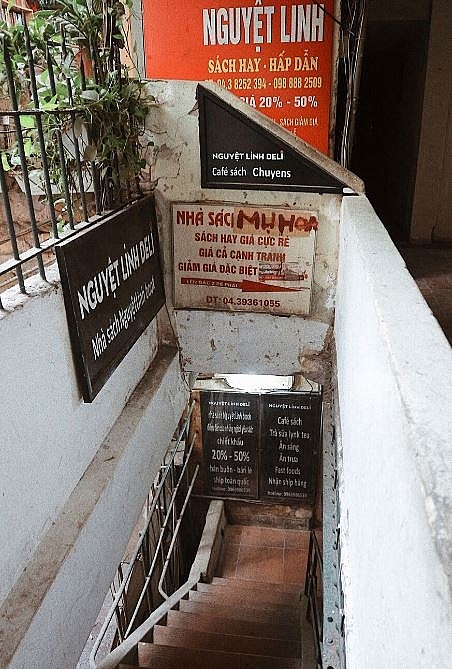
[311,0,358,36]
[311,0,343,29]
[338,0,367,168]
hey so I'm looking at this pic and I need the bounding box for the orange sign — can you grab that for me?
[143,1,335,154]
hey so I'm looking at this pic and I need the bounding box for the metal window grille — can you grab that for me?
[0,3,147,305]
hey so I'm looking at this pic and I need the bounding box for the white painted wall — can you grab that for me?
[0,267,189,668]
[0,266,154,604]
[335,195,452,668]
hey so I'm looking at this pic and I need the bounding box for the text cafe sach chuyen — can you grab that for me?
[203,2,327,51]
[212,150,293,179]
[77,233,154,320]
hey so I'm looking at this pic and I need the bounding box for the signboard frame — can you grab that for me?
[259,391,323,505]
[200,390,260,500]
[56,196,165,402]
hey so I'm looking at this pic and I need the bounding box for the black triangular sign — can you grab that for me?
[197,84,349,194]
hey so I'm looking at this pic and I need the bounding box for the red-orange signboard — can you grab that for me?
[143,1,335,154]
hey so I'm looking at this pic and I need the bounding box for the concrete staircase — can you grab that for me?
[119,576,304,668]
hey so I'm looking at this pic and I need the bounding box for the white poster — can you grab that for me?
[173,203,317,315]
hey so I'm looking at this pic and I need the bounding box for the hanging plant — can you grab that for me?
[0,0,154,217]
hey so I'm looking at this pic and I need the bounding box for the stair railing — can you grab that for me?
[90,572,201,669]
[305,529,323,667]
[90,575,201,669]
[89,496,223,669]
[157,462,199,601]
[89,401,200,669]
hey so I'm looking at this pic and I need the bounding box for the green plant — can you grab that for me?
[0,0,154,215]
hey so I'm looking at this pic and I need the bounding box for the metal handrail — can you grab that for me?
[91,573,201,669]
[124,458,198,636]
[157,463,199,601]
[89,401,196,669]
[121,430,197,637]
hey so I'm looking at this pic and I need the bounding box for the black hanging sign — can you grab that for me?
[200,391,260,500]
[197,84,349,193]
[260,392,322,505]
[56,196,165,402]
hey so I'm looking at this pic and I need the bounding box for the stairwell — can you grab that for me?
[117,524,316,669]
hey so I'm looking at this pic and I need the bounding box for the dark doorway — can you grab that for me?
[351,20,429,242]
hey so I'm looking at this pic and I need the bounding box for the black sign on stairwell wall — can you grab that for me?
[260,393,322,505]
[200,389,322,504]
[200,391,260,500]
[197,84,349,193]
[56,196,165,402]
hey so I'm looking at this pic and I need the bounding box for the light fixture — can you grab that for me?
[222,374,293,392]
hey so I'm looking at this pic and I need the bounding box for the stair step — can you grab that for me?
[166,609,300,640]
[179,597,299,625]
[212,576,302,595]
[153,624,301,657]
[187,590,298,622]
[197,581,301,606]
[138,642,302,668]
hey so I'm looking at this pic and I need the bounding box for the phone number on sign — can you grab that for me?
[206,296,281,308]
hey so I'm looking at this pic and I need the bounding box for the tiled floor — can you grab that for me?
[217,524,310,586]
[400,245,452,345]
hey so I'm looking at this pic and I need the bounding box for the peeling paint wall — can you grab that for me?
[146,80,343,379]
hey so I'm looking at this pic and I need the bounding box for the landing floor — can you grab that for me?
[216,524,310,586]
[216,524,316,667]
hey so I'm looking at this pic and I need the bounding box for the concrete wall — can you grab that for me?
[335,196,452,668]
[0,267,152,604]
[0,269,189,668]
[147,80,352,381]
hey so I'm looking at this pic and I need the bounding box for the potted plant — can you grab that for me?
[0,0,154,224]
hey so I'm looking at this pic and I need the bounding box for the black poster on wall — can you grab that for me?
[200,389,322,504]
[200,391,260,500]
[56,196,165,402]
[260,393,322,505]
